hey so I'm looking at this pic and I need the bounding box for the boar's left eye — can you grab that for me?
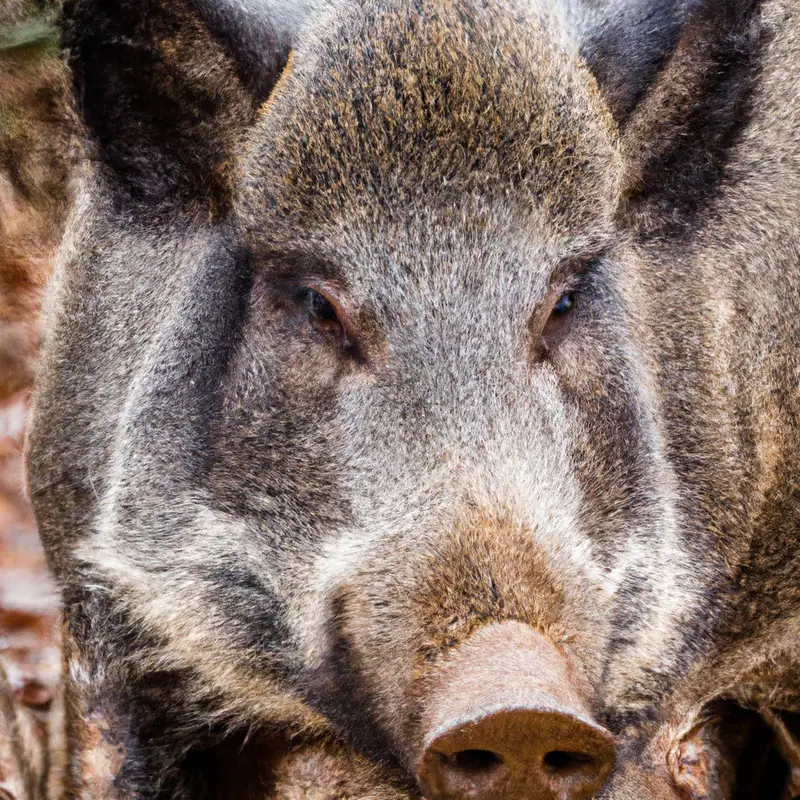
[552,292,575,316]
[537,290,578,359]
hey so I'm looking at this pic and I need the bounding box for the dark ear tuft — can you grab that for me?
[62,0,302,207]
[579,0,691,124]
[189,0,299,102]
[611,0,765,234]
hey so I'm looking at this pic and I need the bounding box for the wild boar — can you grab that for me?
[25,0,800,797]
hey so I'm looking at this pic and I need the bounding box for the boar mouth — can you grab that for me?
[671,700,800,800]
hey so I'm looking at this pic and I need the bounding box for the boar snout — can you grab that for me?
[415,622,615,800]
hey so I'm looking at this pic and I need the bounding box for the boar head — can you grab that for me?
[27,0,800,797]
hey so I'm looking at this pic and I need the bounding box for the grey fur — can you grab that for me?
[26,0,800,796]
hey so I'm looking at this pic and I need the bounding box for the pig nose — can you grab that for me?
[415,622,615,800]
[417,707,614,799]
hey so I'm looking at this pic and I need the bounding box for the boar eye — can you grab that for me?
[306,289,338,327]
[298,286,349,343]
[538,290,577,358]
[552,292,575,316]
[293,283,365,360]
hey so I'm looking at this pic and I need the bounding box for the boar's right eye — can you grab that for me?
[300,287,341,332]
[296,286,357,353]
[307,289,338,327]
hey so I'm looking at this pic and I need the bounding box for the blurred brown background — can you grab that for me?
[0,400,59,715]
[0,1,70,784]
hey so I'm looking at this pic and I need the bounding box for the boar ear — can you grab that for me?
[62,0,313,206]
[603,0,763,233]
[578,0,689,123]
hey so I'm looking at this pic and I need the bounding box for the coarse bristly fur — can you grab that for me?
[22,0,800,796]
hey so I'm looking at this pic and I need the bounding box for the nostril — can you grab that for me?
[543,750,595,773]
[445,749,504,774]
[425,749,507,798]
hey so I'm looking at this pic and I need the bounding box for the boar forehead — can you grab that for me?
[239,0,619,241]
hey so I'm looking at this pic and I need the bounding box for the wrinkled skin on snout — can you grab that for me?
[27,0,800,797]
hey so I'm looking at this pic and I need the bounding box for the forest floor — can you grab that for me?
[0,398,60,796]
